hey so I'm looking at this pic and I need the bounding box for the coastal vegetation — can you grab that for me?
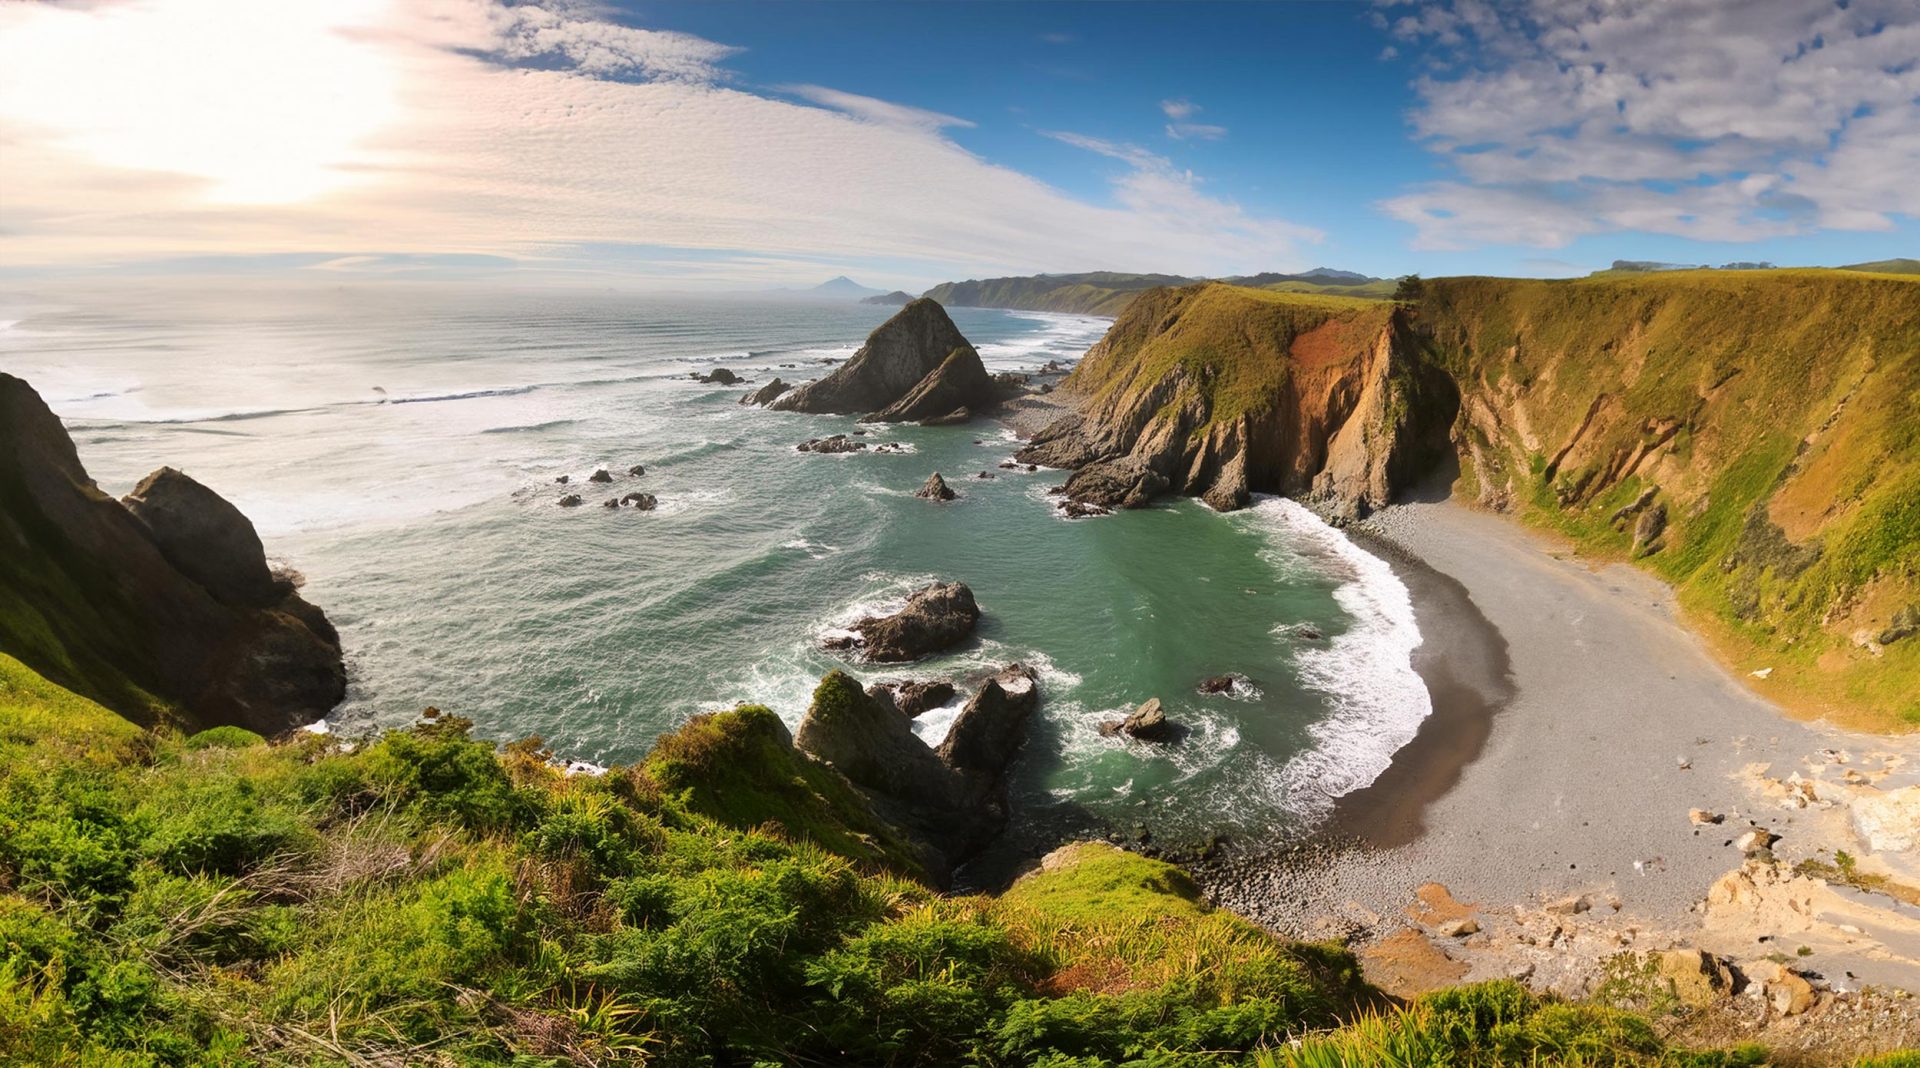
[922,269,1391,316]
[0,651,1811,1065]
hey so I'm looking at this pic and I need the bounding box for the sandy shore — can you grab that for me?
[1201,495,1920,1005]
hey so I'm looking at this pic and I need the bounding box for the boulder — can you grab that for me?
[0,373,345,735]
[1880,605,1920,646]
[867,679,956,718]
[1850,785,1920,852]
[602,497,619,509]
[740,378,790,406]
[1061,457,1170,510]
[1544,894,1592,915]
[555,474,570,484]
[1438,918,1481,938]
[692,368,742,385]
[1734,827,1780,854]
[915,472,957,501]
[862,348,996,424]
[121,467,279,608]
[851,582,980,662]
[771,299,978,415]
[1632,502,1668,556]
[628,464,646,476]
[589,468,613,483]
[1198,674,1246,695]
[937,664,1039,775]
[1060,500,1111,520]
[1650,949,1734,1009]
[620,492,657,510]
[1689,809,1724,826]
[557,494,583,507]
[797,435,867,454]
[1101,697,1174,741]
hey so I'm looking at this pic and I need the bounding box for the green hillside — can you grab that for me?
[1421,269,1920,729]
[0,652,1776,1066]
[921,269,1390,316]
[1839,258,1920,275]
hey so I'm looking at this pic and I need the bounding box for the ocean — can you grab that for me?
[1,282,1431,847]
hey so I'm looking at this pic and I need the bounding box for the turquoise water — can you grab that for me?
[1,284,1430,845]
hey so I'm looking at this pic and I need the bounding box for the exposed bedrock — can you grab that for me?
[850,581,980,662]
[1014,285,1457,521]
[0,373,346,735]
[795,664,1038,881]
[770,298,999,421]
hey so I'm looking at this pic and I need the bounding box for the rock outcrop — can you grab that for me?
[849,582,979,662]
[770,299,995,419]
[1014,284,1456,521]
[691,368,742,385]
[740,378,790,406]
[1101,697,1174,741]
[795,665,1037,881]
[0,373,345,735]
[915,472,957,501]
[867,678,955,718]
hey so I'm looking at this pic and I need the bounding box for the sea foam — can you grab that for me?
[1241,496,1432,817]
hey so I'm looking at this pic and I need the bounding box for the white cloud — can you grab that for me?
[782,85,975,133]
[1381,0,1920,249]
[0,0,1318,281]
[1159,98,1227,140]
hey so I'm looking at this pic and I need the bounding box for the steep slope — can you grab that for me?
[0,373,344,734]
[1033,271,1920,728]
[1018,284,1454,516]
[1420,269,1920,728]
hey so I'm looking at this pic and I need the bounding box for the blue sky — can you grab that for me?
[0,0,1914,288]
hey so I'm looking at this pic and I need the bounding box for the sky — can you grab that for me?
[0,0,1915,291]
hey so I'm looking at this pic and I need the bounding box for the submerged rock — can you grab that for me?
[1101,697,1174,741]
[558,494,583,507]
[620,492,657,510]
[867,679,956,718]
[851,582,980,662]
[589,468,613,483]
[692,368,742,385]
[739,378,790,406]
[915,472,957,501]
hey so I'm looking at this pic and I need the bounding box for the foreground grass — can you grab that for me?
[0,657,1847,1065]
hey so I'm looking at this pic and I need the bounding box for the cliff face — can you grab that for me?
[1034,271,1920,727]
[0,373,345,734]
[1018,284,1455,519]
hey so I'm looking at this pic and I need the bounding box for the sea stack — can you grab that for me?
[770,298,994,421]
[0,372,346,735]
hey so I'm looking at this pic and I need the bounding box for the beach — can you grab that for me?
[1201,490,1920,1019]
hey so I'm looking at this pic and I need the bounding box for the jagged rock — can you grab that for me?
[558,494,583,507]
[937,664,1039,775]
[867,679,955,718]
[0,373,345,735]
[1880,605,1920,646]
[915,472,957,501]
[862,347,995,424]
[628,464,647,476]
[692,368,742,385]
[1101,697,1173,741]
[794,666,1039,884]
[602,497,618,509]
[797,435,866,454]
[975,471,997,480]
[851,582,979,662]
[589,468,613,483]
[740,378,790,406]
[1544,894,1592,915]
[1689,809,1724,826]
[772,299,981,415]
[1632,502,1668,556]
[1060,500,1110,519]
[1743,961,1816,1016]
[921,407,973,427]
[1061,457,1169,510]
[1734,827,1780,854]
[620,492,657,510]
[121,467,280,608]
[1438,918,1481,938]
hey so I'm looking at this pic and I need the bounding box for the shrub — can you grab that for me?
[182,725,265,750]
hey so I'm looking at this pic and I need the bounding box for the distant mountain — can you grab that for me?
[762,276,889,300]
[922,268,1389,316]
[1839,258,1920,275]
[861,290,915,306]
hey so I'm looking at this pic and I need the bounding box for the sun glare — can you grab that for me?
[0,0,401,205]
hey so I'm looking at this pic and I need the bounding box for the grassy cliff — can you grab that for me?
[1419,269,1920,729]
[1043,271,1920,730]
[0,653,1777,1066]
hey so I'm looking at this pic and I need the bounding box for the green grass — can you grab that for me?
[0,656,1782,1066]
